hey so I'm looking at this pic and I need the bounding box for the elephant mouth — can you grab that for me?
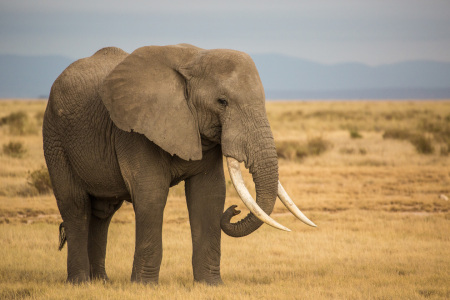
[225,157,316,231]
[201,124,222,144]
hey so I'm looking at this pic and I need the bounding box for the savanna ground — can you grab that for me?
[0,99,449,299]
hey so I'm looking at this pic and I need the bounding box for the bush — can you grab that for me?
[410,135,434,154]
[0,111,37,135]
[339,147,355,155]
[383,128,412,140]
[28,167,53,194]
[339,147,367,155]
[307,136,330,155]
[349,128,363,139]
[276,136,330,161]
[418,119,450,142]
[276,141,308,161]
[3,141,27,158]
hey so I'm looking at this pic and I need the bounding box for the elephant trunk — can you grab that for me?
[221,127,281,237]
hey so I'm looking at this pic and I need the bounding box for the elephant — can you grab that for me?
[43,43,316,285]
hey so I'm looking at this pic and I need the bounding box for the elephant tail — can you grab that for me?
[58,222,67,251]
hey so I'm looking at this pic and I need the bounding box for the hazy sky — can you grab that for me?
[1,0,449,65]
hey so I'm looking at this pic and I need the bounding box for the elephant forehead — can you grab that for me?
[201,50,254,74]
[222,65,262,89]
[211,57,237,75]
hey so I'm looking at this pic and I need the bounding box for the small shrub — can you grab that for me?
[2,141,27,158]
[359,147,367,155]
[339,147,367,155]
[0,111,37,135]
[307,136,330,155]
[28,167,52,194]
[410,134,434,154]
[339,147,355,155]
[276,141,308,161]
[276,136,331,161]
[349,128,363,139]
[418,118,450,142]
[418,119,442,133]
[382,128,412,140]
[1,111,28,134]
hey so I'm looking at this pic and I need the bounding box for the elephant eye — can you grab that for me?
[217,98,228,107]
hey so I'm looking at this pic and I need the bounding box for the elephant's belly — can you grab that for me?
[76,164,128,198]
[67,145,129,198]
[91,195,130,219]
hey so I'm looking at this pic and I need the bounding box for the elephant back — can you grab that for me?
[47,47,129,118]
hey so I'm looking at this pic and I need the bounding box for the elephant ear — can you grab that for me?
[100,45,202,161]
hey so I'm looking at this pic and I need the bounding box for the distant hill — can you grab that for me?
[1,53,450,99]
[251,54,450,99]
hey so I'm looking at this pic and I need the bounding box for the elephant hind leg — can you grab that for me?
[46,150,92,283]
[88,197,124,281]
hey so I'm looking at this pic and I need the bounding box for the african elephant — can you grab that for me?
[43,44,315,285]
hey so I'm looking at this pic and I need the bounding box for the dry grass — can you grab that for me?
[3,141,28,158]
[1,99,449,299]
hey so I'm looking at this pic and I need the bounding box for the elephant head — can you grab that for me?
[100,44,315,237]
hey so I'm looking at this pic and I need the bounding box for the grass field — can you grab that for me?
[1,99,449,299]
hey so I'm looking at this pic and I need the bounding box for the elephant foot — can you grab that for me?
[130,268,159,285]
[193,263,222,286]
[130,277,159,285]
[90,265,109,282]
[193,269,223,286]
[194,277,224,286]
[67,272,90,284]
[90,272,109,283]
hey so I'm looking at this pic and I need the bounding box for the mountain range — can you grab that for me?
[1,54,450,100]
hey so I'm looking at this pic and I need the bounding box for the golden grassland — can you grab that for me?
[0,99,449,299]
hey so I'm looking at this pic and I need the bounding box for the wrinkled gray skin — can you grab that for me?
[43,44,278,285]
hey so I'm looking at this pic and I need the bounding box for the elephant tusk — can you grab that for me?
[277,181,317,227]
[226,157,291,232]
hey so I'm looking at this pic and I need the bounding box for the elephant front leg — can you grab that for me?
[185,149,226,285]
[131,190,168,284]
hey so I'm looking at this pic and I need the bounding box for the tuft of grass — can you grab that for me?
[384,128,438,155]
[0,287,39,299]
[418,118,450,143]
[0,111,38,135]
[276,136,330,161]
[307,136,331,155]
[339,147,355,155]
[276,140,308,161]
[2,141,27,158]
[383,128,412,140]
[410,134,434,154]
[339,147,367,155]
[349,128,363,139]
[27,166,52,194]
